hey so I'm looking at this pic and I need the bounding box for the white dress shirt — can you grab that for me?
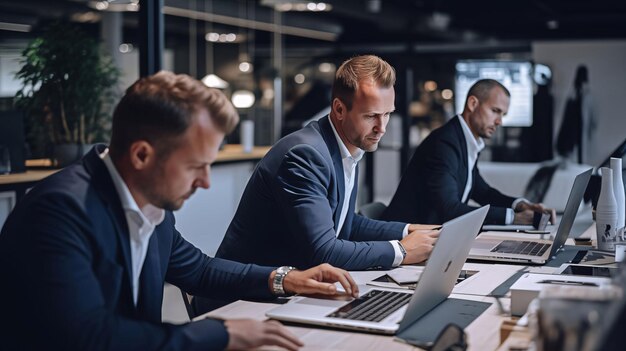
[329,119,407,266]
[457,115,524,224]
[101,150,165,306]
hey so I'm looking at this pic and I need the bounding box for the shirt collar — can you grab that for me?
[328,116,365,163]
[457,115,485,154]
[100,149,165,226]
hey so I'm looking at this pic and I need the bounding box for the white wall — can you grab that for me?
[174,162,255,256]
[532,40,626,166]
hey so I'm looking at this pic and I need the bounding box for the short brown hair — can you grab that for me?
[109,71,238,159]
[331,55,396,110]
[465,79,510,106]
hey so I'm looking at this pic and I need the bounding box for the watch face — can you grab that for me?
[278,266,295,274]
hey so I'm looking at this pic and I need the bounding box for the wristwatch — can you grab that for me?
[397,241,407,260]
[272,266,296,295]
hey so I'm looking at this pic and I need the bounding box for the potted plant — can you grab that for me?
[14,22,119,167]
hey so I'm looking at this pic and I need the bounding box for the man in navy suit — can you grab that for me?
[217,55,439,271]
[0,71,359,351]
[383,79,554,225]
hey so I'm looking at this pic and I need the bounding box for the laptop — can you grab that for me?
[482,211,550,233]
[265,205,489,336]
[468,168,592,265]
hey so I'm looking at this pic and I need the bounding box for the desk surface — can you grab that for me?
[195,245,609,351]
[199,295,507,351]
[0,144,271,185]
[195,264,527,351]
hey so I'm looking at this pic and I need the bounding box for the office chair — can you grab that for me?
[358,201,387,220]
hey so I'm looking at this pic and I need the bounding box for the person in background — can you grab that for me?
[0,71,359,351]
[216,55,439,272]
[383,79,555,225]
[556,64,596,164]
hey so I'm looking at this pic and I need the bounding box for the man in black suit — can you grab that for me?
[383,79,553,225]
[0,71,358,351]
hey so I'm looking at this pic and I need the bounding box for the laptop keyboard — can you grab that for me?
[491,240,550,256]
[327,290,412,322]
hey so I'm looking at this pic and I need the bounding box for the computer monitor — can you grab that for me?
[455,60,534,127]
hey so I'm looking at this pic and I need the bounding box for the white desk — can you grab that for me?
[195,263,522,351]
[198,296,507,351]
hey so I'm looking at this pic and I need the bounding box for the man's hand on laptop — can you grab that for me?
[408,223,442,231]
[225,319,303,351]
[281,263,359,298]
[513,201,556,225]
[231,265,356,351]
[400,228,440,264]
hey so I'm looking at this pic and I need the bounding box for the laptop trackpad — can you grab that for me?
[474,240,498,250]
[396,298,491,347]
[295,298,348,307]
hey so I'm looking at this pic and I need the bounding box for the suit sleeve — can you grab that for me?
[165,218,275,301]
[13,193,234,351]
[470,163,517,224]
[350,214,405,242]
[275,144,397,270]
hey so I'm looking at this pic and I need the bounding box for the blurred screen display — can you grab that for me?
[455,60,533,127]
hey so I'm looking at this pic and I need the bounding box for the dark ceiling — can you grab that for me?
[1,1,625,43]
[1,0,625,66]
[326,0,626,43]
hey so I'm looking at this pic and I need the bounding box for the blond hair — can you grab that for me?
[331,55,396,110]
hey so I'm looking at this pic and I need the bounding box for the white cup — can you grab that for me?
[615,243,626,262]
[240,120,254,153]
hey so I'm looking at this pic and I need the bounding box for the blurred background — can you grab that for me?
[1,0,626,208]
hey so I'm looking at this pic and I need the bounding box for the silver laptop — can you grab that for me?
[265,205,489,335]
[469,168,592,265]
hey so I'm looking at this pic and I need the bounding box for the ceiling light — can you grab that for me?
[201,74,229,89]
[205,32,241,43]
[239,62,252,73]
[88,1,139,12]
[206,32,220,42]
[424,80,437,92]
[118,43,134,53]
[232,90,255,109]
[95,1,108,10]
[294,74,305,84]
[318,62,334,73]
[261,0,332,12]
[441,89,453,100]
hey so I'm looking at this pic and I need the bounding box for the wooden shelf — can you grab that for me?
[1,144,270,185]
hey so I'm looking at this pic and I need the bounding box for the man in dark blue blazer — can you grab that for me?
[383,79,554,225]
[217,55,439,271]
[0,72,358,351]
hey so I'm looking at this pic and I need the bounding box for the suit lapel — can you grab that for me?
[452,117,470,201]
[318,116,345,231]
[83,145,134,306]
[136,232,162,322]
[339,164,359,240]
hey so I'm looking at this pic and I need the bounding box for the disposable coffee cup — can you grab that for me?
[615,243,626,262]
[241,120,254,153]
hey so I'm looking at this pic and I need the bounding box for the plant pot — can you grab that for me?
[53,143,95,168]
